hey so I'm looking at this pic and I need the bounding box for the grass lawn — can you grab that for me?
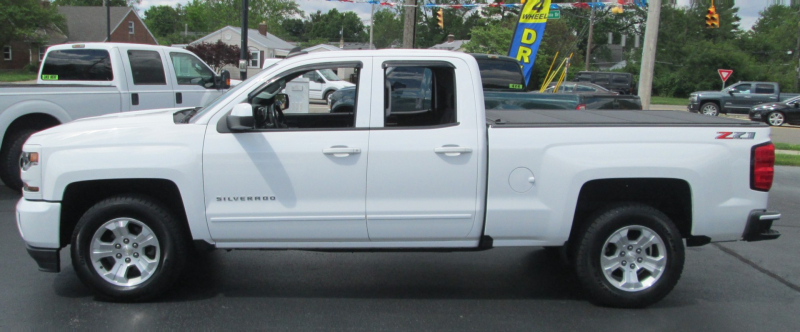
[774,143,800,151]
[776,153,800,166]
[0,70,36,82]
[650,96,688,106]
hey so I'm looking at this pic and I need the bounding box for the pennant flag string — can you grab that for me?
[317,0,647,9]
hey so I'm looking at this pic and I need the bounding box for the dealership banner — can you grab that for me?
[508,0,552,85]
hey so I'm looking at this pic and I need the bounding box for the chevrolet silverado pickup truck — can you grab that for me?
[16,50,780,308]
[0,43,231,190]
[688,81,800,116]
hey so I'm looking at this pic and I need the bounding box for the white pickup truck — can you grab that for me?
[0,43,231,190]
[16,50,780,308]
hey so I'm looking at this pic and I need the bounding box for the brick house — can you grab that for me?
[2,6,157,70]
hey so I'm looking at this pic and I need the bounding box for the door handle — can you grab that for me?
[131,93,139,106]
[323,147,361,157]
[176,92,182,104]
[434,146,472,156]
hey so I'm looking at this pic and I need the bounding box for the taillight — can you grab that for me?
[751,142,775,191]
[576,104,586,110]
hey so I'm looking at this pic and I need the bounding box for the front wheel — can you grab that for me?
[767,111,785,126]
[700,102,720,116]
[574,203,685,308]
[71,195,190,302]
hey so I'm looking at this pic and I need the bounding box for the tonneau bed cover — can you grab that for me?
[487,110,766,127]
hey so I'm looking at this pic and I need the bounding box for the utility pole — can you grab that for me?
[370,4,375,49]
[584,0,595,71]
[637,0,662,110]
[240,0,249,80]
[106,0,110,42]
[402,0,417,48]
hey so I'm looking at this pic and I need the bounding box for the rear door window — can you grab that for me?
[476,59,526,91]
[755,84,775,94]
[576,85,597,92]
[593,74,610,85]
[127,50,166,85]
[40,49,113,81]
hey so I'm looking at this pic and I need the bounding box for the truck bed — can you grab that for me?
[486,110,767,127]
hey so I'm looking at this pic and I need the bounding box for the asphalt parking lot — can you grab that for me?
[1,166,799,330]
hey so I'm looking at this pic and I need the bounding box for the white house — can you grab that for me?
[191,23,295,79]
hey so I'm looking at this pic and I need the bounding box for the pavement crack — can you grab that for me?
[713,243,800,293]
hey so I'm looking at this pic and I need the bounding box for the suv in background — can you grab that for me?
[575,71,635,95]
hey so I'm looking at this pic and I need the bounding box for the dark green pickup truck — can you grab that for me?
[688,81,800,116]
[329,54,642,113]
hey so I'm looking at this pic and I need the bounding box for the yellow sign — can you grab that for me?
[519,0,552,24]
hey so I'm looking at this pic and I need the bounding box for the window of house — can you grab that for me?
[3,46,10,61]
[127,50,166,85]
[244,64,362,130]
[249,50,260,68]
[170,52,215,87]
[39,46,47,61]
[129,21,134,34]
[383,64,456,128]
[41,49,113,81]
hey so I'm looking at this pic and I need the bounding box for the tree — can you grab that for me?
[0,0,67,46]
[371,9,402,48]
[144,5,183,37]
[306,9,367,43]
[185,41,242,73]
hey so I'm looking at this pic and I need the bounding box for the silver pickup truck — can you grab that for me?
[0,43,231,190]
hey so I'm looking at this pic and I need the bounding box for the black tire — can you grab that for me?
[699,102,720,116]
[324,90,334,104]
[574,203,685,308]
[71,194,190,302]
[766,111,785,126]
[0,129,37,191]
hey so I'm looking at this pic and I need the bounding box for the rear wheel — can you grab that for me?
[574,203,684,308]
[767,111,785,126]
[0,129,37,191]
[71,195,189,302]
[325,90,334,104]
[700,102,720,116]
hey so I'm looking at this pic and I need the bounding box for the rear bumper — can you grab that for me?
[743,210,781,242]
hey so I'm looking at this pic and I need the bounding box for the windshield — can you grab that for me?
[319,69,341,81]
[785,96,800,104]
[189,74,262,123]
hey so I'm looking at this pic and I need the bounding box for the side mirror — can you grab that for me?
[727,90,734,95]
[275,93,290,109]
[227,103,254,131]
[216,70,231,89]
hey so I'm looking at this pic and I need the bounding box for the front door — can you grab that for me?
[166,51,225,107]
[203,59,372,245]
[365,58,481,242]
[725,83,754,113]
[122,49,175,111]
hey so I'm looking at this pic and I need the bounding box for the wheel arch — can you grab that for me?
[0,100,70,147]
[59,179,191,249]
[698,100,721,113]
[567,178,693,247]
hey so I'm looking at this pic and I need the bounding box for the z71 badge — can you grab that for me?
[716,132,755,139]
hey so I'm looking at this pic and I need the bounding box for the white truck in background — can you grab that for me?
[16,50,780,308]
[0,43,231,190]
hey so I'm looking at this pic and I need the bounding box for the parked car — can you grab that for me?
[543,81,617,94]
[688,82,800,116]
[18,50,779,308]
[0,43,231,190]
[574,71,635,94]
[749,95,800,126]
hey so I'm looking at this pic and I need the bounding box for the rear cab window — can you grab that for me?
[127,50,167,85]
[40,49,113,81]
[384,63,457,127]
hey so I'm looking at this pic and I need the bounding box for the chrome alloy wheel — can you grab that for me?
[600,225,666,292]
[701,104,719,116]
[768,112,785,126]
[90,218,160,287]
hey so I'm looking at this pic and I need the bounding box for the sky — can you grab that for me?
[137,0,772,31]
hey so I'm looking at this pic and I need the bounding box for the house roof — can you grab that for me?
[56,6,157,43]
[191,26,295,51]
[429,40,469,51]
[303,44,342,52]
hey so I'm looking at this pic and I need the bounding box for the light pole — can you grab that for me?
[106,0,110,42]
[584,0,595,71]
[240,0,249,80]
[637,0,662,110]
[370,4,375,49]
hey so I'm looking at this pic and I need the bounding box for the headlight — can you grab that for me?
[19,152,38,171]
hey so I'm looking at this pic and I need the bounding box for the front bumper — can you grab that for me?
[687,103,699,112]
[749,110,764,121]
[743,210,781,242]
[17,199,62,272]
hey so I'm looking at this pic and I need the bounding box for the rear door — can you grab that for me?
[752,83,779,106]
[365,58,482,243]
[166,51,224,107]
[121,49,175,110]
